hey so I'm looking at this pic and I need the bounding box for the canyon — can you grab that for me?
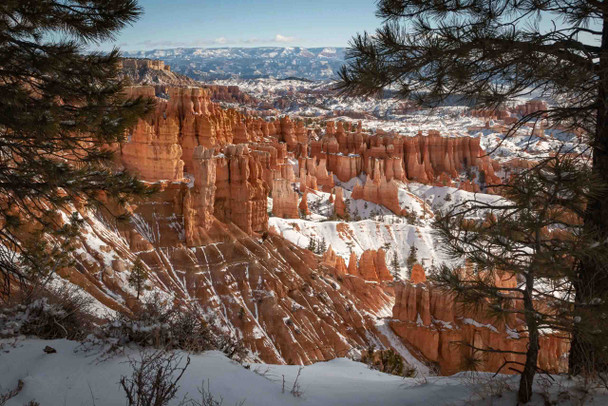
[26,60,573,375]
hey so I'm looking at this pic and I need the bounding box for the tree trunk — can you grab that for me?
[518,273,539,404]
[570,12,608,376]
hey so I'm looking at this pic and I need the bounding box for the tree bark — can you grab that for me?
[570,12,608,376]
[518,272,539,404]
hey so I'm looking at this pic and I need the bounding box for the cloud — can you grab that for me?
[241,37,261,44]
[123,34,298,50]
[274,34,295,43]
[240,34,297,45]
[135,39,188,48]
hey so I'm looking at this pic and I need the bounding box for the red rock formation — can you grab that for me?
[410,263,426,284]
[214,144,269,234]
[122,87,184,181]
[322,245,347,275]
[390,282,569,375]
[356,250,393,282]
[272,179,299,219]
[334,187,347,218]
[347,251,359,277]
[184,146,217,245]
[16,79,566,371]
[513,100,548,116]
[311,123,499,189]
[122,86,500,205]
[299,157,335,191]
[351,174,404,216]
[204,84,257,105]
[42,174,395,366]
[299,190,310,216]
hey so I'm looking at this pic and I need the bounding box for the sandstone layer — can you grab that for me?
[390,281,569,375]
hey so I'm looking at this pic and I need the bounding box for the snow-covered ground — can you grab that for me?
[213,78,587,166]
[2,338,605,406]
[269,180,505,279]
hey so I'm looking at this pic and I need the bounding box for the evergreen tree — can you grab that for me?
[0,0,154,295]
[319,237,327,254]
[346,241,355,253]
[391,251,400,277]
[353,207,361,221]
[128,258,148,300]
[434,155,607,402]
[337,0,608,379]
[307,236,317,253]
[406,245,418,271]
[343,199,351,221]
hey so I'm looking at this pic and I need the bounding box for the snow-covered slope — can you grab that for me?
[3,338,602,406]
[123,47,346,80]
[269,180,504,279]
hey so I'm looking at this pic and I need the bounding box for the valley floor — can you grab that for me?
[1,339,606,406]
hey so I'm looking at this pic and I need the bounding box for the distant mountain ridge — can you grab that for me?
[122,47,346,81]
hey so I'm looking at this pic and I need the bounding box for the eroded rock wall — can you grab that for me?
[390,282,569,375]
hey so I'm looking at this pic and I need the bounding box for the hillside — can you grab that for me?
[5,338,599,406]
[0,78,571,376]
[123,47,346,80]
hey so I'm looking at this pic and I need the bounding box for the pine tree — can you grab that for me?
[345,241,355,253]
[391,251,400,277]
[406,246,418,271]
[0,1,154,295]
[434,155,607,402]
[343,199,351,221]
[128,258,148,300]
[319,237,327,254]
[337,0,608,380]
[307,237,317,253]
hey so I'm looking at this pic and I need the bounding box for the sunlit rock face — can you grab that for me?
[271,178,299,219]
[390,281,569,375]
[308,122,499,187]
[32,80,566,371]
[351,173,405,216]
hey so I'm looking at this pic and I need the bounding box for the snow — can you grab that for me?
[461,318,500,333]
[375,318,430,376]
[2,338,606,406]
[268,180,505,279]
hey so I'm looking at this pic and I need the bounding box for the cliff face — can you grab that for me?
[121,86,280,236]
[122,85,499,227]
[334,187,346,218]
[213,144,269,235]
[357,249,393,282]
[54,187,393,365]
[272,178,299,219]
[98,86,403,364]
[119,58,199,88]
[308,123,499,188]
[61,84,563,369]
[351,173,405,216]
[390,281,569,375]
[204,85,257,105]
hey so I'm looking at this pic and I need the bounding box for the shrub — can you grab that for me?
[100,297,214,352]
[0,285,93,340]
[99,295,246,361]
[0,380,23,406]
[183,380,245,406]
[120,350,190,406]
[361,345,407,377]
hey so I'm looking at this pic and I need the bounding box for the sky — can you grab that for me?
[96,0,381,51]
